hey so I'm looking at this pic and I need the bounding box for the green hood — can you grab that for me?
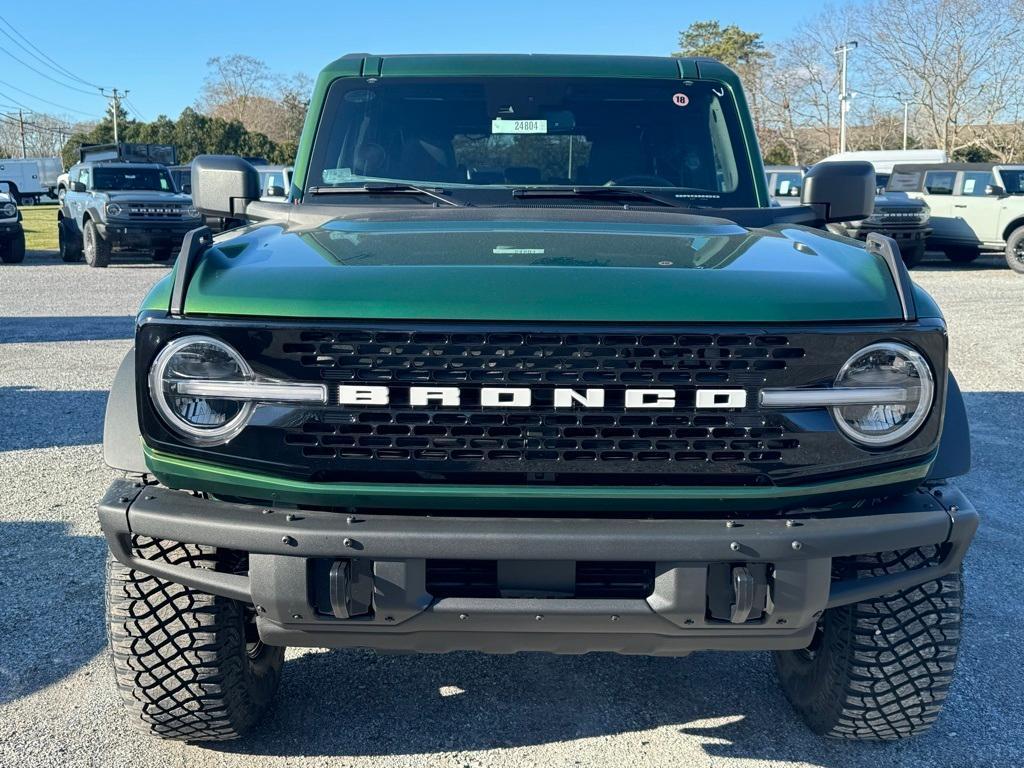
[178,212,904,323]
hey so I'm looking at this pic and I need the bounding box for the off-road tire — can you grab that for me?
[944,247,979,264]
[1004,226,1024,274]
[58,219,83,262]
[773,547,963,741]
[83,218,111,267]
[105,538,284,742]
[0,231,25,263]
[901,245,926,268]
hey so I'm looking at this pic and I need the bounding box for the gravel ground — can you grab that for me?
[1,249,1022,768]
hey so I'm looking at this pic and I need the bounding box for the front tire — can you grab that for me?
[901,244,926,268]
[773,547,963,741]
[1004,226,1024,273]
[0,231,25,263]
[58,219,83,262]
[105,539,284,742]
[83,218,110,267]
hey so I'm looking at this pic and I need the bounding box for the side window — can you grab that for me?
[77,168,90,189]
[887,170,922,192]
[773,172,803,197]
[923,170,956,195]
[959,171,993,197]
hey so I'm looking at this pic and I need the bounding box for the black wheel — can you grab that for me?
[151,247,173,262]
[945,247,979,264]
[901,245,926,268]
[58,219,83,262]
[106,538,284,742]
[83,218,110,267]
[0,231,25,263]
[774,547,963,741]
[1004,226,1024,274]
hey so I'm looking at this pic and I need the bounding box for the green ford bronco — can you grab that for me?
[99,54,977,743]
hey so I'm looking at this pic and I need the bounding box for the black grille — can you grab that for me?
[136,319,947,487]
[127,203,184,218]
[280,330,802,475]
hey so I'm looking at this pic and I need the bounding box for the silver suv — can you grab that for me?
[887,162,1024,273]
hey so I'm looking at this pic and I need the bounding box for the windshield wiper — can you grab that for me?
[510,186,690,208]
[306,182,463,207]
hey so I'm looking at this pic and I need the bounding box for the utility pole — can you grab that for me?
[901,98,911,151]
[100,87,128,144]
[18,109,26,158]
[835,41,858,154]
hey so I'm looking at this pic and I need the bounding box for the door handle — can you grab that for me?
[953,204,968,208]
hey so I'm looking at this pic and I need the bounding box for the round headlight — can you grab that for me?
[186,204,200,218]
[832,342,934,447]
[149,336,254,444]
[105,202,122,217]
[1,202,16,217]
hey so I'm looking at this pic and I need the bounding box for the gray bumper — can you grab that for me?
[99,479,977,656]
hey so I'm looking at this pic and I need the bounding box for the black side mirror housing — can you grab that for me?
[191,155,260,218]
[801,161,875,223]
[71,180,86,193]
[986,184,1005,197]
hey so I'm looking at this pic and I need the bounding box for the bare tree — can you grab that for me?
[862,0,1024,159]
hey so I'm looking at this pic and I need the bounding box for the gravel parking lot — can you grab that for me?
[1,249,1022,768]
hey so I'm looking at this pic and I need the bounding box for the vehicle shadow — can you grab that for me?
[0,386,107,450]
[21,250,171,268]
[0,521,108,705]
[913,252,1008,272]
[0,315,134,344]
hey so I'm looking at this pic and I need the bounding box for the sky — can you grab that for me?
[0,0,832,124]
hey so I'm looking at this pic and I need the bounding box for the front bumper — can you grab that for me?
[841,224,931,250]
[98,478,977,656]
[0,221,22,238]
[97,220,198,248]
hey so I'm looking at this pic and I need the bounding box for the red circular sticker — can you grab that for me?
[672,93,690,107]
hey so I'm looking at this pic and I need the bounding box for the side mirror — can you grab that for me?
[986,184,1005,197]
[181,183,192,195]
[801,161,875,222]
[265,185,286,198]
[71,180,86,193]
[191,155,260,218]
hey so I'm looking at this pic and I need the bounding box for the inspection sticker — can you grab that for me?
[492,119,548,134]
[672,93,690,107]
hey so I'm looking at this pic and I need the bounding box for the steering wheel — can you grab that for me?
[606,174,675,187]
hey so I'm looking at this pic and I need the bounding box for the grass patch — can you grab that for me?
[20,205,59,252]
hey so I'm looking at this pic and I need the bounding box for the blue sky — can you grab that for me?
[1,0,828,124]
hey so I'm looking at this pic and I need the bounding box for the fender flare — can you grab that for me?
[926,371,971,480]
[104,347,147,474]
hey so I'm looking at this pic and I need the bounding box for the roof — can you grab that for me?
[318,53,733,81]
[891,162,995,173]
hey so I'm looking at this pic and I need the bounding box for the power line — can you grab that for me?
[123,96,146,122]
[0,77,99,117]
[0,43,102,96]
[0,13,102,90]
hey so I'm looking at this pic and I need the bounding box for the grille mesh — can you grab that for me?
[278,330,804,471]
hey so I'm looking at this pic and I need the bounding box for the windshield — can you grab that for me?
[93,167,174,192]
[307,77,758,207]
[998,168,1024,194]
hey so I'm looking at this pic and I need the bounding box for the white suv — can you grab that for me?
[887,162,1024,272]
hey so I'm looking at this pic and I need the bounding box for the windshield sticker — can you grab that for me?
[492,119,548,135]
[493,245,545,255]
[672,93,690,107]
[322,168,355,184]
